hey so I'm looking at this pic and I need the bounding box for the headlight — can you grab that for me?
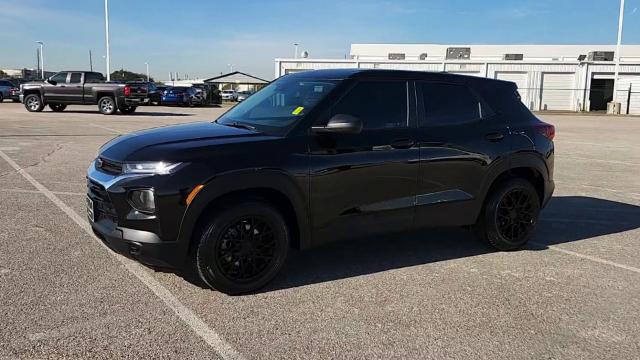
[123,161,182,175]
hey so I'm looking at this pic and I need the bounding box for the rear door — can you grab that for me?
[414,81,510,227]
[308,79,419,244]
[66,72,84,103]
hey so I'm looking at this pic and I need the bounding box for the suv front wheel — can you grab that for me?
[195,201,290,295]
[475,178,541,251]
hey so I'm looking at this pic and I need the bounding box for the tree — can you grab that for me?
[109,69,153,82]
[0,70,8,78]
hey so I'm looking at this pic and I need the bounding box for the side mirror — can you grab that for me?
[47,79,57,86]
[312,114,363,134]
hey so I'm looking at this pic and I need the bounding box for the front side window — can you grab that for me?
[331,80,408,130]
[217,76,338,134]
[69,73,82,84]
[49,72,68,84]
[419,82,481,126]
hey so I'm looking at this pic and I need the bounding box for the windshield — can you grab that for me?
[216,76,338,134]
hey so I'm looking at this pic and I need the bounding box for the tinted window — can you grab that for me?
[0,80,13,87]
[332,81,408,129]
[49,72,68,84]
[69,73,82,84]
[85,73,104,83]
[420,82,481,126]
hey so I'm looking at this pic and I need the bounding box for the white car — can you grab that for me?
[220,90,237,101]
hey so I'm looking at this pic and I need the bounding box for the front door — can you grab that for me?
[43,72,69,102]
[308,79,419,245]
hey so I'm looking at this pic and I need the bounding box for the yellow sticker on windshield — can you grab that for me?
[292,106,304,115]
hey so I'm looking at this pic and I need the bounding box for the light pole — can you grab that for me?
[294,43,299,59]
[227,63,234,72]
[104,0,111,81]
[35,41,44,78]
[145,62,149,82]
[613,0,625,112]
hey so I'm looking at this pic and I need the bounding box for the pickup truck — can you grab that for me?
[20,71,148,115]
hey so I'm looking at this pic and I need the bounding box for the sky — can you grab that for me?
[1,0,640,80]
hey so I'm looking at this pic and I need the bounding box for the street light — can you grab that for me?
[104,0,111,81]
[35,41,44,78]
[293,43,299,59]
[612,0,625,112]
[145,62,149,82]
[227,63,234,72]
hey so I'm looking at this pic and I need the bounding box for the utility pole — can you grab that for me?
[36,48,40,77]
[35,41,44,79]
[294,43,299,59]
[145,62,149,82]
[612,0,625,112]
[104,0,111,81]
[89,50,93,71]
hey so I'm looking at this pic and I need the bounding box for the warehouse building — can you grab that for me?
[275,44,640,114]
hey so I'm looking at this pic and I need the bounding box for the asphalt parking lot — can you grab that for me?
[0,102,639,359]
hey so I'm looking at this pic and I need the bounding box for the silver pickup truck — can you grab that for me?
[20,71,148,115]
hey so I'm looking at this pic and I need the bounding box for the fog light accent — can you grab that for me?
[128,189,155,213]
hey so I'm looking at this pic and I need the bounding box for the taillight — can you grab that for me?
[535,123,555,141]
[124,85,131,97]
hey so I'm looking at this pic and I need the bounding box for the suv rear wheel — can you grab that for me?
[195,201,290,295]
[49,104,67,112]
[475,178,540,250]
[98,96,116,115]
[24,94,44,112]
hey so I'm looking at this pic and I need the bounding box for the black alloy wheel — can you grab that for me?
[475,178,540,250]
[196,201,289,295]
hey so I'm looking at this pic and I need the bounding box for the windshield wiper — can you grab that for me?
[223,121,258,132]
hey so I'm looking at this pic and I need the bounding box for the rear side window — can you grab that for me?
[0,80,13,87]
[69,73,82,84]
[332,80,408,129]
[419,82,482,126]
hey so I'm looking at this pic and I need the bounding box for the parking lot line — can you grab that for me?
[88,123,123,134]
[532,241,640,275]
[0,150,245,360]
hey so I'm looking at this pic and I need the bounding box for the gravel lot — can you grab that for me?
[0,102,638,359]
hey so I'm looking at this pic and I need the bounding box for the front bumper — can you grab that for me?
[86,161,186,268]
[19,94,24,103]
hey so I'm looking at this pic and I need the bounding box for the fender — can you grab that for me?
[175,168,311,257]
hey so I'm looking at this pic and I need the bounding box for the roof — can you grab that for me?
[204,71,269,84]
[285,68,497,81]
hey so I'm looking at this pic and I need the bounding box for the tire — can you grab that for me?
[119,105,137,115]
[195,201,290,295]
[0,93,3,102]
[98,96,116,115]
[474,178,540,251]
[49,103,67,112]
[24,94,44,112]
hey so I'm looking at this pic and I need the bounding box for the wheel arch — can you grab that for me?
[177,169,310,261]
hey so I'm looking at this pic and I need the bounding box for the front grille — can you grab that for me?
[98,157,122,174]
[87,179,117,222]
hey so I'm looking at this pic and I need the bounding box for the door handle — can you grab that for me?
[485,133,505,142]
[391,138,415,149]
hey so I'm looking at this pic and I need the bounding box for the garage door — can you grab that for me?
[614,75,640,115]
[496,72,528,107]
[541,73,575,111]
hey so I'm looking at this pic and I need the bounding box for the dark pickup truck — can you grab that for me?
[20,71,148,115]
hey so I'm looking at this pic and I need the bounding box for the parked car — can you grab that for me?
[236,91,253,102]
[87,69,555,295]
[161,86,203,106]
[20,71,148,114]
[220,89,237,101]
[153,85,168,105]
[0,79,15,102]
[9,87,21,102]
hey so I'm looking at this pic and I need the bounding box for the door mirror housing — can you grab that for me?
[46,79,56,86]
[312,114,363,134]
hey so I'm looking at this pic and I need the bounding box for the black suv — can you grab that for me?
[87,69,554,294]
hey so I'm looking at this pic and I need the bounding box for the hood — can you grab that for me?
[99,122,264,161]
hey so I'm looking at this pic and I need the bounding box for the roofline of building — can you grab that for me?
[203,71,269,83]
[275,58,640,65]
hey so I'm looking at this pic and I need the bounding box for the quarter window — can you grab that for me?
[420,82,482,126]
[332,81,408,129]
[69,73,82,84]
